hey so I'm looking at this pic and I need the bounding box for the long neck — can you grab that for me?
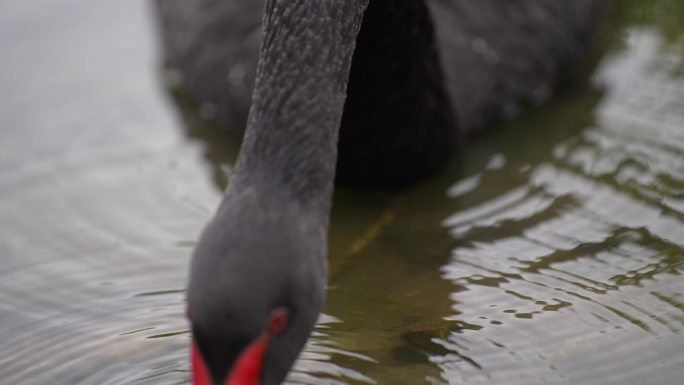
[230,0,369,218]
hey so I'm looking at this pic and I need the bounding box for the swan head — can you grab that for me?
[187,192,327,385]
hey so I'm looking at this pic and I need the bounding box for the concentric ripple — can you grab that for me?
[431,27,684,385]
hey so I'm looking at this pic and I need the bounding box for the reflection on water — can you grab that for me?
[320,9,684,385]
[0,0,683,384]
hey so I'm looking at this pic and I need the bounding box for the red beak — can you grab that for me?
[192,335,270,385]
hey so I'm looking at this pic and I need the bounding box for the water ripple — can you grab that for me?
[434,26,684,385]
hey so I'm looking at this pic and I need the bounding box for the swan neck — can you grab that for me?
[231,0,369,218]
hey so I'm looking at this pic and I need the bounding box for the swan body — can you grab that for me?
[153,1,608,384]
[156,0,606,185]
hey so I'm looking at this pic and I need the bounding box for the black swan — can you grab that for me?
[153,1,608,384]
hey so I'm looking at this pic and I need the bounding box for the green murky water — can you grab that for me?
[1,1,683,384]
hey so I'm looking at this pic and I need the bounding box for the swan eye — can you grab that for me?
[267,308,289,335]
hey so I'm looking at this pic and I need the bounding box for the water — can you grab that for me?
[0,1,683,384]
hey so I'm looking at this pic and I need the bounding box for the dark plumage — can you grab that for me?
[155,0,606,185]
[153,1,608,384]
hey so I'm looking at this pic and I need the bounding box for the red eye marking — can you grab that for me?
[267,308,289,335]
